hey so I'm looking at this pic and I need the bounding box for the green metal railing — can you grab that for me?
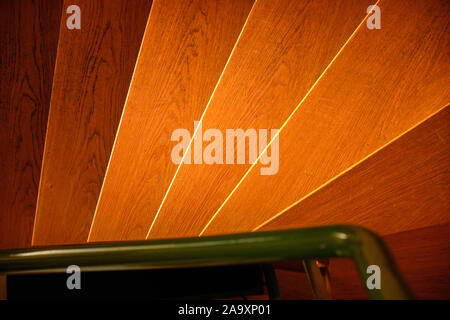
[0,225,411,299]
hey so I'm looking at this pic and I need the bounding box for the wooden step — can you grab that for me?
[148,0,375,239]
[0,0,62,249]
[32,0,152,246]
[259,105,449,235]
[88,0,254,242]
[202,0,450,236]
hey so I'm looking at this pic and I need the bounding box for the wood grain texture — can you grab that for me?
[204,0,450,236]
[0,0,62,249]
[329,223,450,299]
[384,223,450,299]
[259,106,450,235]
[274,269,313,300]
[327,258,368,299]
[149,0,375,239]
[32,0,152,246]
[88,0,254,242]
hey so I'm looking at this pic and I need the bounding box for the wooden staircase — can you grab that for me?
[0,0,449,299]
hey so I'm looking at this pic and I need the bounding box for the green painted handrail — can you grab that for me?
[0,225,411,299]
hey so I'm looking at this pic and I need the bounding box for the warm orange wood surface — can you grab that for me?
[384,223,450,299]
[149,0,374,239]
[0,0,62,249]
[259,106,449,234]
[88,0,254,241]
[204,0,450,236]
[275,269,313,300]
[32,0,152,245]
[329,223,450,299]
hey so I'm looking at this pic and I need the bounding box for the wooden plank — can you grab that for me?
[275,270,313,300]
[258,106,449,234]
[0,275,5,300]
[329,223,450,299]
[0,0,62,249]
[32,0,152,246]
[327,258,368,299]
[384,223,450,299]
[203,0,450,236]
[149,0,375,239]
[88,0,254,241]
